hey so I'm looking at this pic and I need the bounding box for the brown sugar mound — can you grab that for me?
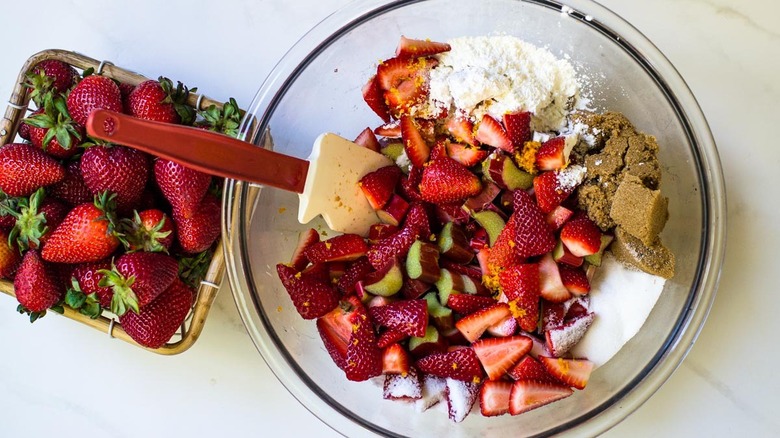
[611,227,675,279]
[610,174,668,246]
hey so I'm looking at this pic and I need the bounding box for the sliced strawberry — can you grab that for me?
[361,75,391,123]
[398,165,424,202]
[376,56,419,90]
[560,217,602,257]
[368,223,399,244]
[446,142,488,168]
[472,335,532,380]
[539,356,594,390]
[475,114,513,152]
[415,348,484,382]
[455,303,511,343]
[359,165,402,210]
[485,213,523,275]
[545,313,595,357]
[512,190,556,258]
[276,264,340,319]
[486,313,518,337]
[415,374,448,412]
[429,137,448,161]
[400,116,431,167]
[377,328,408,349]
[316,295,382,381]
[541,300,566,333]
[383,367,422,400]
[354,127,382,152]
[508,380,573,415]
[565,295,590,320]
[498,263,540,332]
[377,57,436,117]
[290,228,320,271]
[336,257,373,294]
[538,253,571,303]
[559,265,591,295]
[368,299,428,337]
[446,293,495,315]
[535,137,569,171]
[419,156,482,204]
[305,233,368,264]
[445,378,480,423]
[445,116,477,146]
[533,171,575,214]
[502,111,532,148]
[479,380,513,417]
[374,121,401,138]
[507,355,559,383]
[395,36,451,58]
[366,203,430,270]
[545,205,574,231]
[382,343,412,375]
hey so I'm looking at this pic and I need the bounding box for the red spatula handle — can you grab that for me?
[85,109,309,193]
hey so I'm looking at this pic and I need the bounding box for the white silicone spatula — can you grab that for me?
[85,110,392,236]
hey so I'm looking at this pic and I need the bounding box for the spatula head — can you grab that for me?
[298,133,393,236]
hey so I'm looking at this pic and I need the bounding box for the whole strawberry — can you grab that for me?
[24,60,78,107]
[153,158,211,219]
[6,188,69,250]
[0,229,21,279]
[126,77,196,125]
[70,259,113,308]
[66,74,123,126]
[0,143,65,197]
[14,249,64,320]
[81,144,149,213]
[24,96,83,159]
[119,277,195,349]
[0,192,20,231]
[194,98,241,137]
[49,160,92,206]
[173,193,221,254]
[121,209,175,253]
[41,192,121,264]
[100,251,179,316]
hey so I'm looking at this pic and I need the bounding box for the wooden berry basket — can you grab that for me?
[0,49,228,355]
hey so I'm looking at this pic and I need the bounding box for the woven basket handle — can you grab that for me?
[86,110,309,193]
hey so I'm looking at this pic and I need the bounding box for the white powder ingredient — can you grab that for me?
[571,254,666,367]
[427,35,580,131]
[556,164,587,191]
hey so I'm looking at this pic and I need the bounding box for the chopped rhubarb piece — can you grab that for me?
[400,276,432,300]
[437,222,474,264]
[363,257,404,297]
[408,325,448,358]
[423,291,454,332]
[553,239,584,267]
[483,152,533,190]
[546,205,574,230]
[463,180,502,212]
[405,240,441,283]
[336,257,373,294]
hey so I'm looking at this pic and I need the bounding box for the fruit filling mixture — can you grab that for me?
[276,35,675,422]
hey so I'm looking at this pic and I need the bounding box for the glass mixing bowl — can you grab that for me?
[223,0,726,436]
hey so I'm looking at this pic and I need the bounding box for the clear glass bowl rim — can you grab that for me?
[222,0,727,436]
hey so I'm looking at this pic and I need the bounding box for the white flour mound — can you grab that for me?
[571,254,666,367]
[428,35,580,131]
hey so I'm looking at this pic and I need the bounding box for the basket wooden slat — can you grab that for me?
[0,49,227,355]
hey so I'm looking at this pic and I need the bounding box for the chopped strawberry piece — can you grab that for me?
[486,313,518,337]
[415,374,448,412]
[445,378,480,423]
[377,194,410,226]
[359,165,402,210]
[446,293,496,315]
[368,299,428,337]
[535,137,568,171]
[435,203,470,226]
[289,228,320,271]
[533,171,575,213]
[429,137,448,161]
[374,121,401,138]
[545,313,595,357]
[383,367,422,400]
[419,156,482,204]
[475,114,513,152]
[276,264,340,320]
[395,36,451,58]
[472,335,532,380]
[565,296,590,320]
[560,217,602,257]
[508,380,573,415]
[463,180,502,212]
[545,205,574,230]
[368,223,400,244]
[538,253,571,303]
[498,263,540,332]
[439,260,482,283]
[366,203,430,269]
[479,380,513,417]
[377,328,408,349]
[377,57,436,117]
[511,190,556,258]
[539,356,594,390]
[446,142,488,168]
[304,233,368,264]
[382,343,412,375]
[415,348,484,383]
[445,116,478,146]
[485,213,524,274]
[398,165,424,202]
[455,303,512,343]
[541,300,566,333]
[400,116,431,167]
[400,276,432,300]
[502,111,532,148]
[507,355,559,383]
[559,265,591,295]
[354,127,382,152]
[361,75,391,123]
[336,257,373,294]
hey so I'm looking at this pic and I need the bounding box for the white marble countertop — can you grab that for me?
[1,0,778,436]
